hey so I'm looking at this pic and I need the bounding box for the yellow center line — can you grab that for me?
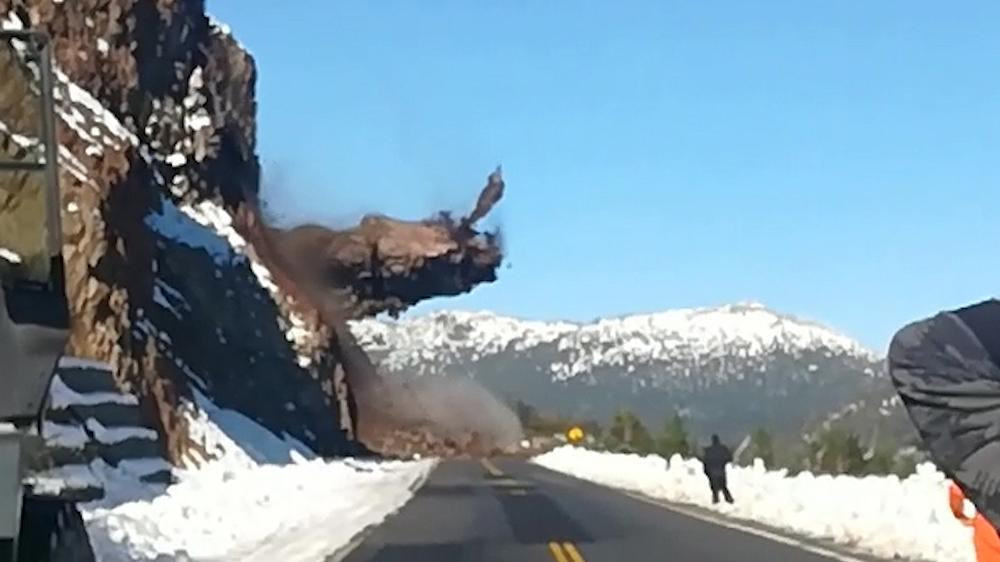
[562,542,586,562]
[480,458,504,478]
[547,542,587,562]
[548,542,570,562]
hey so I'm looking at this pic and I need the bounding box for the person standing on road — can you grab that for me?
[702,434,734,504]
[949,480,1000,561]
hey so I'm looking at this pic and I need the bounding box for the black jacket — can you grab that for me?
[702,443,732,477]
[888,299,1000,531]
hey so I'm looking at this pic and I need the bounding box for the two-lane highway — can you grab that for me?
[341,458,874,562]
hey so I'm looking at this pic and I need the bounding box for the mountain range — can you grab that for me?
[349,302,915,448]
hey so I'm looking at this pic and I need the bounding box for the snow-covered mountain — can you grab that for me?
[350,303,894,441]
[352,302,877,380]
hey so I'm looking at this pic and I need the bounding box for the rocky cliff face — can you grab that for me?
[1,0,355,462]
[1,0,506,462]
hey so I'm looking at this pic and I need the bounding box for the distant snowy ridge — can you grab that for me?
[350,302,877,380]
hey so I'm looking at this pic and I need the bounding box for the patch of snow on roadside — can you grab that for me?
[82,391,433,562]
[533,446,974,562]
[85,455,431,562]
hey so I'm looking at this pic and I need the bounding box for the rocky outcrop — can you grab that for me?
[2,0,506,462]
[253,169,505,321]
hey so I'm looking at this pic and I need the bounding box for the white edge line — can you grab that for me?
[624,491,869,562]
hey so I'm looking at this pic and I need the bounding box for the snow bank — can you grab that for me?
[82,393,433,562]
[533,446,974,562]
[84,457,430,562]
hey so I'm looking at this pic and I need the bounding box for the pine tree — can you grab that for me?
[657,413,692,458]
[842,432,867,475]
[749,427,775,467]
[513,400,538,428]
[607,409,654,453]
[865,447,895,475]
[892,452,919,478]
[811,428,869,475]
[633,421,654,453]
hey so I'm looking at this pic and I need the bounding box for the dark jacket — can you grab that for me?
[702,443,732,477]
[888,299,1000,533]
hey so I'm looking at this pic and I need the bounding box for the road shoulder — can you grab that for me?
[522,461,913,562]
[325,461,437,562]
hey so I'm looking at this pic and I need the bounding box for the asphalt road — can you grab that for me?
[341,458,866,562]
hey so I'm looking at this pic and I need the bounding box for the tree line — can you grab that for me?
[513,399,918,477]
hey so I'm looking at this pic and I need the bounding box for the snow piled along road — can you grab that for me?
[81,393,433,562]
[85,458,429,562]
[534,446,974,562]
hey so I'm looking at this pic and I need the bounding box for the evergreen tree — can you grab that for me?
[892,453,919,478]
[810,428,868,475]
[607,409,654,453]
[513,400,538,428]
[749,427,775,467]
[865,447,895,475]
[842,432,868,475]
[657,413,692,458]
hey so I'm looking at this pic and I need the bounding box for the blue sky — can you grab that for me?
[208,1,999,351]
